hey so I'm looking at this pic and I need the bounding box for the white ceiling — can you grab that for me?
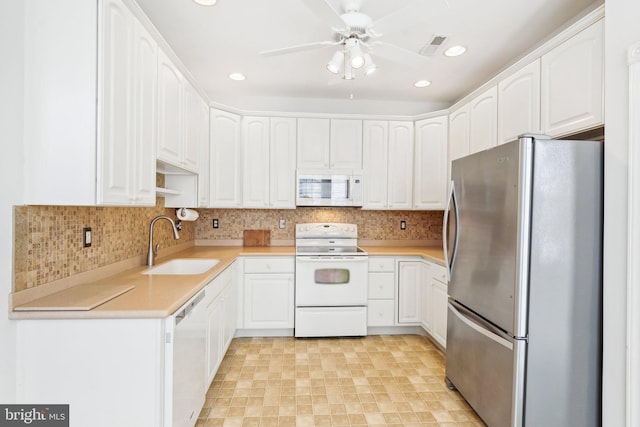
[134,0,601,115]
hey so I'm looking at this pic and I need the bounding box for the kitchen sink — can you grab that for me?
[142,258,220,275]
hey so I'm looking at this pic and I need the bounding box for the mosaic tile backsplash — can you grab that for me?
[195,208,443,242]
[14,203,443,292]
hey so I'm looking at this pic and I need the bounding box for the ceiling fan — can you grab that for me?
[260,0,438,79]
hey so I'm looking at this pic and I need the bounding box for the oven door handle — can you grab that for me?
[296,256,369,262]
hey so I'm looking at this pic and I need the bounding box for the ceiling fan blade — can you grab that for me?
[260,40,338,57]
[370,41,429,68]
[300,0,346,30]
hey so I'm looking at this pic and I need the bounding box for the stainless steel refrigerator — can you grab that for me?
[444,134,603,427]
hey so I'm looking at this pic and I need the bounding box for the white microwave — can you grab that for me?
[296,171,363,207]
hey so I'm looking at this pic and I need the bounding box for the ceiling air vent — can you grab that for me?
[419,35,448,56]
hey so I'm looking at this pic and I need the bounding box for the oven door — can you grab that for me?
[295,256,368,306]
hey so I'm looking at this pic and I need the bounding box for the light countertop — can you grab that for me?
[11,244,444,320]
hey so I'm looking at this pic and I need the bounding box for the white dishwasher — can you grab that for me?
[165,290,207,427]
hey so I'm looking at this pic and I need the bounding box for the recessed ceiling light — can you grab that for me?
[444,45,466,57]
[193,0,217,5]
[228,73,246,81]
[414,80,431,88]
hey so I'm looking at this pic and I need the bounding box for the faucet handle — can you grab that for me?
[154,243,161,257]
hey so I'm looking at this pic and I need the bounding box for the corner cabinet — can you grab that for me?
[414,116,448,210]
[209,109,242,207]
[541,19,604,137]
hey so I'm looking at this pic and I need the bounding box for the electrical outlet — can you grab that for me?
[279,219,286,229]
[400,220,406,230]
[83,227,92,248]
[213,219,219,229]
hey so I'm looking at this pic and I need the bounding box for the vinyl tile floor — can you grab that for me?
[196,334,485,427]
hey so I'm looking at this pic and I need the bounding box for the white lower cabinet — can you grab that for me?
[241,257,295,330]
[397,259,422,324]
[367,257,396,326]
[423,261,449,348]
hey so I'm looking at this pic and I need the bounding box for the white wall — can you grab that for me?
[603,0,640,425]
[0,0,24,402]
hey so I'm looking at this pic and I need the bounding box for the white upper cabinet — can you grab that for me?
[156,49,183,168]
[297,118,331,169]
[210,109,242,207]
[182,81,204,172]
[297,118,362,170]
[498,59,541,145]
[197,100,210,208]
[448,104,470,162]
[541,19,604,137]
[242,116,270,208]
[414,116,448,210]
[387,121,414,210]
[330,119,363,169]
[269,117,297,209]
[468,85,498,154]
[362,120,389,209]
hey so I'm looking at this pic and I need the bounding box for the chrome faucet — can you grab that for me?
[147,215,180,266]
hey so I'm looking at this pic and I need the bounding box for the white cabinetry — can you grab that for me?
[209,109,242,207]
[469,85,498,154]
[297,118,362,170]
[430,267,448,348]
[541,20,604,137]
[413,116,448,209]
[448,104,470,162]
[242,116,297,208]
[241,257,295,330]
[397,260,422,324]
[498,59,541,144]
[367,257,396,327]
[24,0,157,206]
[387,122,414,209]
[197,101,211,207]
[420,262,432,332]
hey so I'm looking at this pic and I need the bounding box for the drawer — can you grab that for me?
[368,257,395,272]
[368,272,394,299]
[430,263,448,284]
[367,300,395,326]
[244,257,294,274]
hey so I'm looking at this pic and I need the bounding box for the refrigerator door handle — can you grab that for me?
[443,180,459,281]
[448,301,513,350]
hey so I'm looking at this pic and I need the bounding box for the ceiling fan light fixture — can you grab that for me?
[444,45,466,57]
[349,40,365,69]
[228,72,246,81]
[363,54,376,75]
[414,80,432,88]
[326,51,344,74]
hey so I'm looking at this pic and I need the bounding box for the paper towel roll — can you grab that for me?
[176,208,199,221]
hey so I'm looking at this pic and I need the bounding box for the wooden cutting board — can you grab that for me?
[243,230,271,247]
[14,283,135,311]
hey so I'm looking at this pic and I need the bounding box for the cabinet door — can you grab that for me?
[448,104,469,161]
[197,101,210,207]
[132,20,157,206]
[206,295,223,386]
[330,119,363,169]
[97,0,134,205]
[541,20,603,137]
[387,121,414,210]
[362,120,389,209]
[243,116,270,208]
[222,280,238,351]
[431,279,448,348]
[182,82,203,173]
[414,116,448,210]
[297,118,330,169]
[397,261,421,324]
[243,274,294,329]
[498,59,541,145]
[270,117,297,208]
[421,263,432,332]
[209,109,242,207]
[157,49,183,167]
[469,85,498,154]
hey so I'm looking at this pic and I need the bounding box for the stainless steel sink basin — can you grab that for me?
[142,258,220,275]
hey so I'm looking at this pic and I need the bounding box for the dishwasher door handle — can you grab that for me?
[175,290,205,325]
